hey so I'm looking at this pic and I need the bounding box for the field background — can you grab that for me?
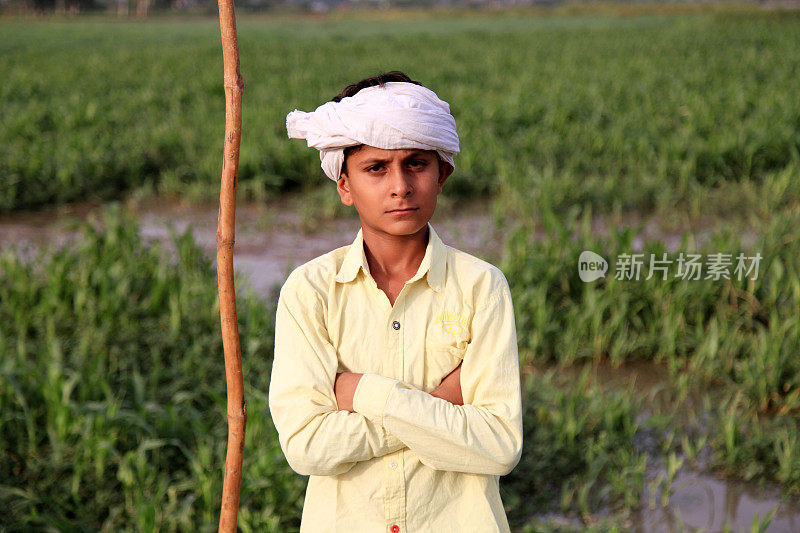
[2,4,800,532]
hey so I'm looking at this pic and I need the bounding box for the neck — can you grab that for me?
[361,222,429,280]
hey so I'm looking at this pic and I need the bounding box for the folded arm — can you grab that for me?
[353,287,523,476]
[267,275,405,477]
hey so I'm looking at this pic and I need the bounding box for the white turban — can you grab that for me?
[285,81,460,182]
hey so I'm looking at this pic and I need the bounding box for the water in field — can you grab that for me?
[0,196,504,298]
[0,198,796,531]
[543,361,800,532]
[0,195,749,296]
[641,467,800,532]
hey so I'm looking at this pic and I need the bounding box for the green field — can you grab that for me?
[2,5,800,532]
[2,7,799,218]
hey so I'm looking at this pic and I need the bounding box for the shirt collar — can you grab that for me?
[334,221,446,294]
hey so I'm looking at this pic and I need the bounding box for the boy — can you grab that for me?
[268,71,523,533]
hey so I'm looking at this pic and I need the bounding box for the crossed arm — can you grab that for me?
[334,362,464,413]
[268,275,523,478]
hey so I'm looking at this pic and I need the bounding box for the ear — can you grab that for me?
[437,161,454,193]
[337,173,354,207]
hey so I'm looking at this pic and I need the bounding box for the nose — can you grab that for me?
[388,164,414,197]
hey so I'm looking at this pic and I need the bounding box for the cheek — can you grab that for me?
[421,171,442,192]
[349,182,383,205]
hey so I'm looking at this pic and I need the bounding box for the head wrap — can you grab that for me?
[286,81,459,182]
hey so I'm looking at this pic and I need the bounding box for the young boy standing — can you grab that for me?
[268,72,523,532]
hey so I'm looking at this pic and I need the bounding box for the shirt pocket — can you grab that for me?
[424,322,469,390]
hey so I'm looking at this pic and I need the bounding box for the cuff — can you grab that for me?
[353,373,398,424]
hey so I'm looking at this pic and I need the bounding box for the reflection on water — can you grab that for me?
[639,467,798,532]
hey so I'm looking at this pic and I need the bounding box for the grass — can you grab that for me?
[1,200,796,530]
[498,202,800,527]
[505,366,653,530]
[0,205,658,530]
[2,7,800,221]
[502,203,800,420]
[2,4,800,531]
[0,205,305,531]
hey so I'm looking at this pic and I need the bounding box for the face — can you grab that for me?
[337,145,454,237]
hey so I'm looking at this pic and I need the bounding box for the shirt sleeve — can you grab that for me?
[268,275,406,477]
[352,286,523,476]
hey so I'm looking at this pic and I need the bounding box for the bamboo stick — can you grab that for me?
[216,0,245,530]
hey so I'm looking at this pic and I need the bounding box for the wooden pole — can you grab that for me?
[216,0,245,530]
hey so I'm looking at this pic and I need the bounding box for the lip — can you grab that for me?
[387,208,418,215]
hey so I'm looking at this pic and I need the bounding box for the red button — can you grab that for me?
[391,525,399,533]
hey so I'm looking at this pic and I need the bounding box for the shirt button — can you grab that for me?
[391,525,400,533]
[392,320,400,330]
[389,460,397,470]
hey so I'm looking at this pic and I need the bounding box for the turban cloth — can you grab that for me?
[285,81,460,182]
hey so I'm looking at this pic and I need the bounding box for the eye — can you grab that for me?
[409,159,427,168]
[367,164,384,172]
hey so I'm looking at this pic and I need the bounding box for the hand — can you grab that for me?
[430,361,463,406]
[334,371,363,413]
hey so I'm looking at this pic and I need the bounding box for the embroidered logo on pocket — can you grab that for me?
[433,310,468,336]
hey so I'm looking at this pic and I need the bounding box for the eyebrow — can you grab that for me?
[359,152,430,165]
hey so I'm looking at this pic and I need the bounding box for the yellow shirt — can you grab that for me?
[268,221,523,533]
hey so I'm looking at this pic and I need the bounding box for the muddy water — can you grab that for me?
[0,197,504,300]
[0,199,791,531]
[646,467,799,532]
[544,362,800,532]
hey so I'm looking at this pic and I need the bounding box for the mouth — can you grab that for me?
[387,207,418,215]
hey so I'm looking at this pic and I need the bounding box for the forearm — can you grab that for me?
[269,396,407,476]
[352,288,523,476]
[353,373,522,476]
[270,288,407,477]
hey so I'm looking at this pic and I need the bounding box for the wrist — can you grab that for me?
[352,373,398,423]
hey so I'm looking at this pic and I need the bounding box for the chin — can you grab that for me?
[383,221,417,231]
[384,218,428,233]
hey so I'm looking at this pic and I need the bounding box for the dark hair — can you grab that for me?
[332,71,441,178]
[331,70,423,103]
